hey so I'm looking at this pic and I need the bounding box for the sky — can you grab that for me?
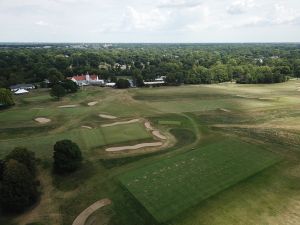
[0,0,300,43]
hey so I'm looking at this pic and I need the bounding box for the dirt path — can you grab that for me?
[72,199,112,225]
[99,114,117,119]
[106,142,163,152]
[101,119,140,127]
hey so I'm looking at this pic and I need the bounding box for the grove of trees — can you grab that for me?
[0,43,299,88]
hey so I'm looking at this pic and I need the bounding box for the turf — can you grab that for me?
[119,139,280,222]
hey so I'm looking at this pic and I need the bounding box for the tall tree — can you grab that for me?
[0,88,14,106]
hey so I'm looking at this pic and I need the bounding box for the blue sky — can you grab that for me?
[0,0,300,42]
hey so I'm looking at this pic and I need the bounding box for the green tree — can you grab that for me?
[0,88,14,106]
[53,140,83,174]
[0,159,39,212]
[116,79,130,89]
[5,147,37,176]
[61,80,79,93]
[50,84,66,100]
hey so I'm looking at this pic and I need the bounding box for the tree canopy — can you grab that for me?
[0,88,14,106]
[53,140,83,174]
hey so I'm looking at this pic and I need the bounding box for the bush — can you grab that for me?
[0,88,14,107]
[5,147,37,176]
[116,79,130,89]
[61,80,79,93]
[50,84,66,100]
[53,140,83,174]
[0,159,39,212]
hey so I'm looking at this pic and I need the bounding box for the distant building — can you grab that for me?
[105,82,116,87]
[143,76,166,87]
[68,73,104,86]
[10,84,35,92]
[14,89,29,95]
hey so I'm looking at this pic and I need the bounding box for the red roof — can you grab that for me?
[69,74,98,81]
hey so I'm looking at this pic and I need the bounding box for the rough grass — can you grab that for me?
[119,139,280,222]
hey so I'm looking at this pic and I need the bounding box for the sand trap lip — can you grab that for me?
[99,114,117,119]
[258,97,276,100]
[152,131,167,140]
[58,105,78,108]
[35,117,51,124]
[72,198,112,225]
[106,142,163,152]
[101,119,140,127]
[144,121,154,130]
[81,126,92,129]
[88,101,98,106]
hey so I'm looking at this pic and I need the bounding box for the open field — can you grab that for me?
[1,81,300,225]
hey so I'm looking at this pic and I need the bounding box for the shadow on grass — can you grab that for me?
[52,161,97,192]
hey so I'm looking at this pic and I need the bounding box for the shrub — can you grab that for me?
[50,84,66,100]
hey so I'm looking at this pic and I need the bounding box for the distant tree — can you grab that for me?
[0,160,4,181]
[53,140,83,174]
[61,80,79,93]
[50,84,66,100]
[5,147,37,176]
[0,88,14,106]
[116,79,130,89]
[47,68,64,85]
[0,159,39,212]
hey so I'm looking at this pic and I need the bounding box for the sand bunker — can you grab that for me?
[81,126,92,129]
[144,121,154,130]
[106,142,163,152]
[72,199,112,225]
[58,105,78,108]
[218,108,231,112]
[101,119,140,127]
[35,117,51,124]
[152,131,167,140]
[99,114,117,119]
[88,101,98,106]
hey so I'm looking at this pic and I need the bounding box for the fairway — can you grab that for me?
[0,122,152,158]
[119,139,280,222]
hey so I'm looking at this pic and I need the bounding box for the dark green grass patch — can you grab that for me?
[119,139,280,222]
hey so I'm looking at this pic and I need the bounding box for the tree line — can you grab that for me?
[0,44,300,88]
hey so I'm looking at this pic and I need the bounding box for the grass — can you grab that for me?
[0,122,152,159]
[119,139,280,222]
[1,80,300,225]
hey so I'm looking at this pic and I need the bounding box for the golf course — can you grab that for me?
[1,80,300,225]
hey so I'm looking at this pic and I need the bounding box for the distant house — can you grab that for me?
[68,73,104,86]
[10,84,35,92]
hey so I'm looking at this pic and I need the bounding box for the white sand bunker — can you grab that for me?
[35,117,51,124]
[81,126,92,129]
[144,121,154,130]
[106,142,163,152]
[58,105,78,108]
[99,114,117,119]
[102,119,140,127]
[152,131,167,140]
[72,198,112,225]
[88,101,98,106]
[218,108,231,112]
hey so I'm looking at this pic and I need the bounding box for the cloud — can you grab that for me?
[35,20,49,26]
[158,0,202,9]
[227,0,256,15]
